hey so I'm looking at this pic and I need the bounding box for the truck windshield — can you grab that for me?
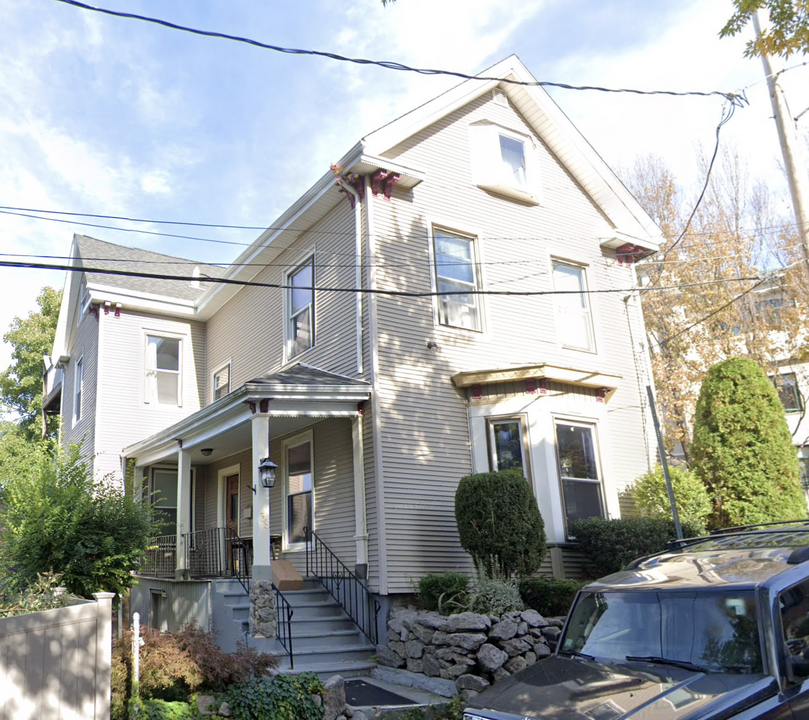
[560,591,762,674]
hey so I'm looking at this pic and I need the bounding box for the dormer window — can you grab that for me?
[469,121,540,204]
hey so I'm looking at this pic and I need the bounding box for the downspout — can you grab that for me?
[364,175,388,595]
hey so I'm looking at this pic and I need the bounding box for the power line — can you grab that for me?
[0,258,764,298]
[53,0,741,102]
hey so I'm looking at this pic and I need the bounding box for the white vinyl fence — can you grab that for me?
[0,592,114,720]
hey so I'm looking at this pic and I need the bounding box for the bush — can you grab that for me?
[111,624,277,720]
[141,699,196,720]
[691,357,806,528]
[569,517,701,577]
[0,443,156,602]
[455,470,546,578]
[519,576,584,617]
[0,572,73,618]
[472,577,524,616]
[628,464,711,533]
[224,674,324,720]
[416,572,470,614]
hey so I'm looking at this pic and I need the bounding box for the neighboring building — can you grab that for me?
[43,56,662,668]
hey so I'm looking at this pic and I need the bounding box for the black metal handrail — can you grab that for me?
[143,534,176,576]
[273,589,294,669]
[304,528,380,645]
[226,528,252,595]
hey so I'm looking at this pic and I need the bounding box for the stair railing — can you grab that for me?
[304,528,380,645]
[226,528,253,595]
[273,589,295,669]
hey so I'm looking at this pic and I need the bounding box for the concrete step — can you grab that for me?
[276,658,377,681]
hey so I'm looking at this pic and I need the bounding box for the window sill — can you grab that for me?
[477,182,540,205]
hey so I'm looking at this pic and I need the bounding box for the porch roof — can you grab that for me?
[122,364,371,467]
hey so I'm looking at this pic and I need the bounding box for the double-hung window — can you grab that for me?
[555,421,604,530]
[773,372,802,413]
[488,417,529,478]
[213,363,231,401]
[287,258,314,359]
[432,229,481,331]
[499,135,527,188]
[286,439,313,545]
[152,469,178,536]
[469,121,540,204]
[73,357,83,423]
[145,334,181,405]
[553,261,595,352]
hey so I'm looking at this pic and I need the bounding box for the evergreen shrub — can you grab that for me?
[691,357,807,528]
[472,577,524,616]
[454,470,546,578]
[569,517,701,577]
[416,572,470,614]
[519,576,584,617]
[628,464,712,533]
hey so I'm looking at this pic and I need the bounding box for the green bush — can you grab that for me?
[569,517,701,577]
[0,443,156,602]
[416,572,470,614]
[628,464,711,533]
[519,577,584,617]
[111,624,277,720]
[472,577,524,616]
[455,470,546,579]
[141,699,196,720]
[0,572,73,618]
[691,357,807,529]
[224,674,324,720]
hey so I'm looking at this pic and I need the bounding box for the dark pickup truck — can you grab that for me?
[463,521,809,720]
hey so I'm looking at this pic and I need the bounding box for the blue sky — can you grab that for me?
[1,0,807,367]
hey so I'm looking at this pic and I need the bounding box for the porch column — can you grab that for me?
[251,410,272,580]
[176,447,191,580]
[352,412,369,578]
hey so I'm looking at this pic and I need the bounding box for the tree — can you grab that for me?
[691,357,806,528]
[454,470,546,578]
[721,0,809,58]
[623,151,807,461]
[0,286,62,439]
[628,464,712,533]
[0,443,156,603]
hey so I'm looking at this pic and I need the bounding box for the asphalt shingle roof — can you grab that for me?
[75,234,226,302]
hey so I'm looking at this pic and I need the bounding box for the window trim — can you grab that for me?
[284,255,316,362]
[143,331,183,407]
[486,415,532,482]
[772,371,802,414]
[281,430,314,551]
[468,120,541,205]
[551,258,597,354]
[553,418,606,539]
[73,355,83,426]
[212,361,232,402]
[430,226,484,332]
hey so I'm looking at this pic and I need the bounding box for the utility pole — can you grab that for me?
[754,11,809,287]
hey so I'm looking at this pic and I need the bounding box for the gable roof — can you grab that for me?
[74,234,225,302]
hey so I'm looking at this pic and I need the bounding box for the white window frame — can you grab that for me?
[469,120,541,205]
[212,361,231,402]
[151,467,179,536]
[552,259,596,353]
[431,227,483,332]
[285,256,315,361]
[281,431,314,551]
[73,356,83,425]
[486,415,531,481]
[553,418,606,538]
[143,332,183,406]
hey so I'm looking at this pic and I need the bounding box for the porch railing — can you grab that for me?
[274,591,294,669]
[304,528,380,645]
[143,534,176,576]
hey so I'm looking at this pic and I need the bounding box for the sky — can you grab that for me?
[1,0,808,369]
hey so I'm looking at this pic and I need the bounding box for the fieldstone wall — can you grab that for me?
[376,608,563,701]
[249,579,277,639]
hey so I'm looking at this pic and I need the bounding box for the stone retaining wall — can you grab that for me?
[376,608,564,701]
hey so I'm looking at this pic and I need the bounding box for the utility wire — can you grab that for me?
[53,0,741,102]
[0,258,763,297]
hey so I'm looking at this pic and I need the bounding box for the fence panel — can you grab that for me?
[0,592,113,720]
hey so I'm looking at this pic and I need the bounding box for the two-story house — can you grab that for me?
[43,56,662,673]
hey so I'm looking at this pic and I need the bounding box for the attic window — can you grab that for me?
[469,121,541,205]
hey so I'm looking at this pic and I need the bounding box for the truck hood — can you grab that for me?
[464,656,778,720]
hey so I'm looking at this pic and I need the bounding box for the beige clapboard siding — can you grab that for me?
[93,310,206,481]
[205,201,359,397]
[62,307,99,469]
[369,91,651,590]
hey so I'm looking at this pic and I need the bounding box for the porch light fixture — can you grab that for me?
[257,457,278,489]
[200,448,213,457]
